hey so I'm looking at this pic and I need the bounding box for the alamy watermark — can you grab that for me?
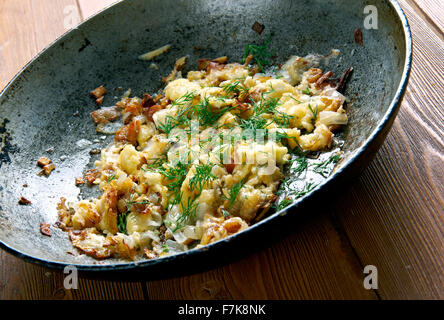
[64,265,78,290]
[364,5,378,30]
[0,40,10,52]
[363,265,378,290]
[63,5,81,30]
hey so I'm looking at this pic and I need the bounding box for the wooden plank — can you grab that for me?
[0,249,73,300]
[0,0,82,90]
[410,0,444,35]
[77,0,120,20]
[331,0,444,299]
[0,250,145,300]
[146,214,377,300]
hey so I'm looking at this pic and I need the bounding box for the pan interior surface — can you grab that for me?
[0,0,409,269]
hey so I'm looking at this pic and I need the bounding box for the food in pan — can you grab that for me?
[57,42,350,260]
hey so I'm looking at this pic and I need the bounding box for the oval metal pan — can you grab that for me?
[0,0,411,273]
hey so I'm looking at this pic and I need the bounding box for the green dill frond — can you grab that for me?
[243,36,274,72]
[239,95,280,131]
[189,163,216,193]
[142,153,168,172]
[225,181,245,208]
[289,96,303,104]
[171,92,196,107]
[107,174,117,185]
[158,162,189,193]
[275,198,293,211]
[174,197,199,232]
[291,156,309,177]
[308,104,318,122]
[157,116,180,135]
[312,154,341,177]
[118,211,130,235]
[222,80,249,96]
[302,87,311,95]
[272,110,294,128]
[292,182,318,198]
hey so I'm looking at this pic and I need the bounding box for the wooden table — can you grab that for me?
[0,0,442,300]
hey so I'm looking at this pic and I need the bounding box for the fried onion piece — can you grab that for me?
[84,169,100,185]
[57,197,73,228]
[91,106,120,124]
[115,119,141,146]
[90,85,107,99]
[100,188,119,234]
[162,56,187,84]
[69,229,114,259]
[144,105,165,122]
[18,196,32,205]
[37,157,52,167]
[40,223,51,237]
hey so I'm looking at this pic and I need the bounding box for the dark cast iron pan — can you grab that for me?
[0,0,411,276]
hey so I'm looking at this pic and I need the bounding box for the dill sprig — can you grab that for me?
[312,154,341,177]
[276,198,293,211]
[308,104,318,122]
[222,80,249,96]
[171,92,195,107]
[194,98,233,128]
[157,92,196,134]
[239,94,280,131]
[272,110,294,128]
[158,162,189,193]
[289,96,303,104]
[292,182,318,198]
[291,156,309,177]
[142,154,168,172]
[165,94,233,131]
[275,182,318,212]
[157,115,181,135]
[189,163,216,193]
[107,174,117,185]
[225,181,245,208]
[118,211,130,235]
[174,197,199,232]
[243,37,274,72]
[302,87,311,95]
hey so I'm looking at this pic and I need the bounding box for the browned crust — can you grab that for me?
[91,106,120,124]
[40,223,51,237]
[84,169,100,185]
[315,71,334,88]
[42,163,56,176]
[75,177,85,186]
[354,27,363,46]
[252,21,265,35]
[90,85,107,99]
[18,196,31,205]
[37,157,52,167]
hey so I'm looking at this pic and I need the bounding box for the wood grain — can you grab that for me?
[0,0,80,90]
[0,250,145,300]
[0,0,443,300]
[146,213,377,300]
[411,0,444,35]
